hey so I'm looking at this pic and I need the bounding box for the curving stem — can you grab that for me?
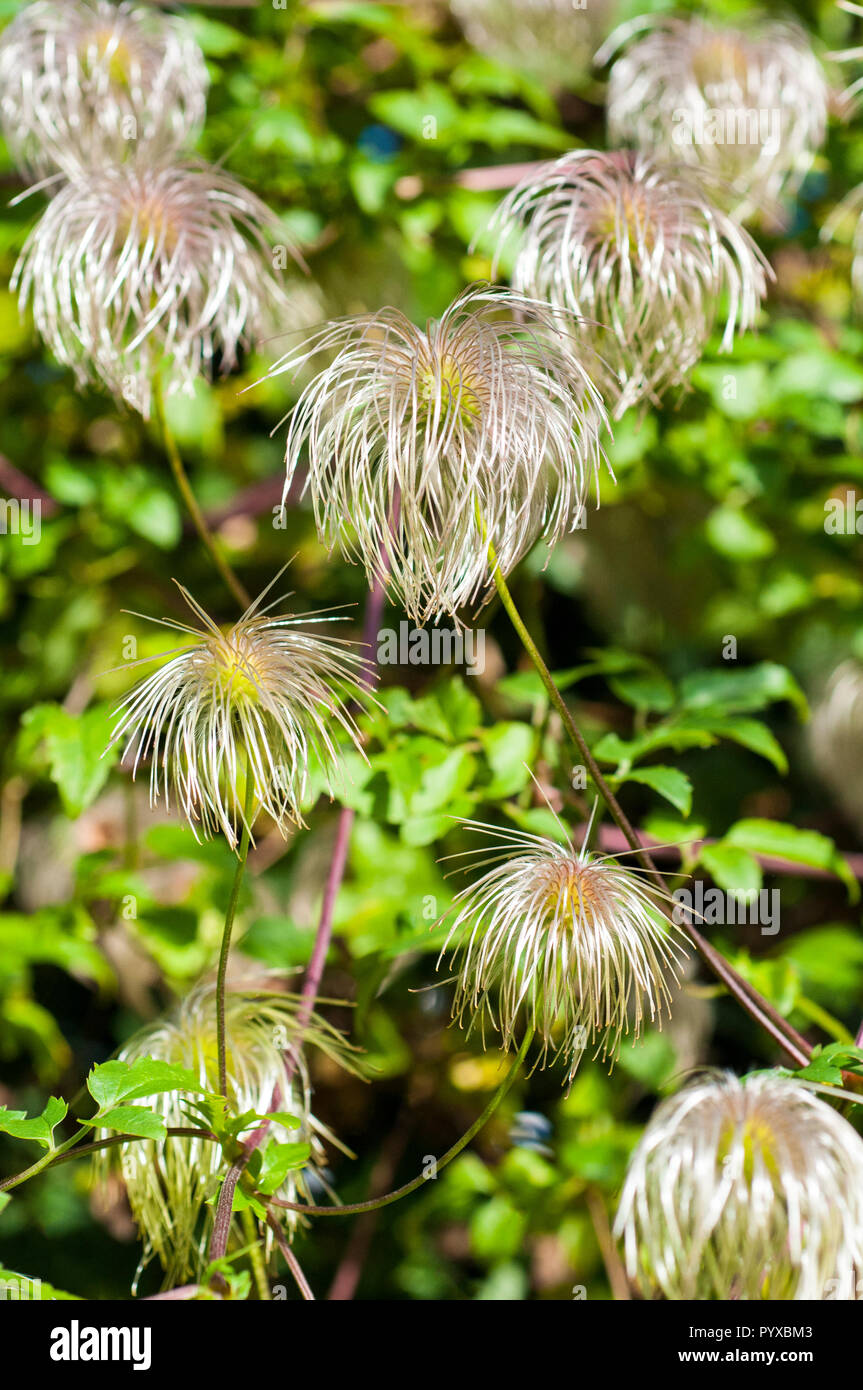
[483,527,812,1071]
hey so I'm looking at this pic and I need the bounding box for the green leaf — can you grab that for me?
[692,361,770,419]
[698,844,763,898]
[125,488,181,550]
[724,820,859,901]
[674,715,789,773]
[794,1044,863,1086]
[206,1178,267,1219]
[678,663,808,719]
[408,679,482,742]
[479,723,534,797]
[0,1096,67,1150]
[782,925,863,1008]
[369,84,461,141]
[0,906,113,989]
[91,1106,167,1140]
[187,14,245,55]
[229,1188,268,1218]
[616,766,692,816]
[593,726,716,772]
[608,670,675,713]
[20,703,119,817]
[616,1032,678,1089]
[0,1264,80,1300]
[87,1057,206,1112]
[496,670,548,708]
[730,953,801,1016]
[254,1141,312,1195]
[705,506,776,561]
[470,1195,527,1261]
[503,805,570,845]
[773,351,863,403]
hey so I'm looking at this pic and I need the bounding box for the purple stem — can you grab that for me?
[207,560,390,1269]
[144,1285,209,1301]
[292,541,391,1041]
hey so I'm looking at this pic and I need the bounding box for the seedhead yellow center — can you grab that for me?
[82,29,133,87]
[693,36,749,95]
[553,863,604,923]
[207,634,262,706]
[119,192,178,254]
[418,350,483,427]
[593,189,655,257]
[718,1111,780,1184]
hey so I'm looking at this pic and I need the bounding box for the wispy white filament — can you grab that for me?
[13,157,318,417]
[600,13,829,224]
[490,150,770,418]
[810,658,863,834]
[451,0,618,87]
[439,820,687,1083]
[104,985,358,1286]
[265,284,609,623]
[0,0,208,178]
[615,1072,863,1300]
[107,574,368,849]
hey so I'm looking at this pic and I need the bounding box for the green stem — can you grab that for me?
[270,1026,534,1218]
[241,1206,271,1301]
[0,1127,215,1194]
[152,376,251,611]
[0,1130,87,1194]
[216,770,256,1098]
[483,529,812,1071]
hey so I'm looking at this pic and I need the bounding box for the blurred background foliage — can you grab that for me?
[2,0,863,1300]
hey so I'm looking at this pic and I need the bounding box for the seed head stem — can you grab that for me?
[153,374,250,611]
[483,522,811,1069]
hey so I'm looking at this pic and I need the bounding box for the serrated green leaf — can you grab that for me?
[0,1096,67,1150]
[795,1044,863,1086]
[87,1057,206,1111]
[91,1105,167,1140]
[617,766,692,816]
[255,1140,312,1195]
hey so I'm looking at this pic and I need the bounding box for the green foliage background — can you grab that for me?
[2,0,863,1300]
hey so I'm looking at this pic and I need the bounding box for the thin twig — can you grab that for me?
[266,1213,315,1301]
[585,1186,631,1301]
[216,771,255,1097]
